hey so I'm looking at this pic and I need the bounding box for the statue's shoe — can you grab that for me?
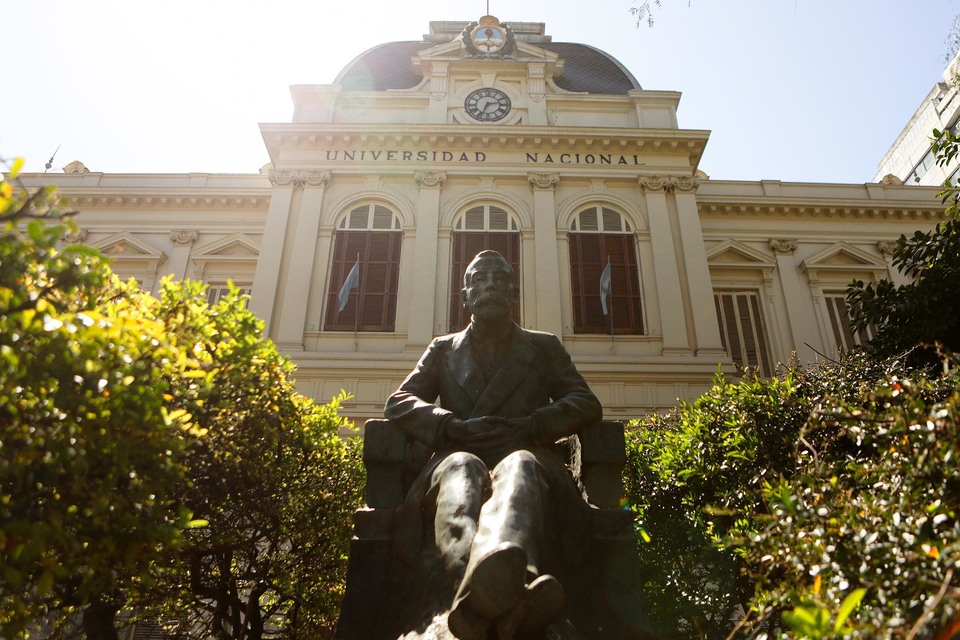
[448,543,527,639]
[496,574,566,639]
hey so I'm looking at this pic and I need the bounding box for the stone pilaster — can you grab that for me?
[167,230,199,281]
[528,173,563,335]
[407,171,446,346]
[770,238,819,362]
[638,176,689,354]
[275,171,333,350]
[671,179,725,355]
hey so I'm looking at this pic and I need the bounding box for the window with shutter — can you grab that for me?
[206,283,252,307]
[568,206,643,334]
[714,290,773,375]
[449,204,521,332]
[324,204,402,332]
[824,292,874,353]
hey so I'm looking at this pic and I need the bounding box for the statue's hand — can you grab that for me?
[445,416,537,457]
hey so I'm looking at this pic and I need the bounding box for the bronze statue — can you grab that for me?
[385,250,602,639]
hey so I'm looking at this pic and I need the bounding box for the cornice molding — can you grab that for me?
[698,200,946,221]
[260,124,709,161]
[64,193,269,210]
[414,170,447,188]
[528,173,559,190]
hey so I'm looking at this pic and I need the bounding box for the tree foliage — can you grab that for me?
[848,128,960,358]
[0,161,364,640]
[135,282,364,640]
[0,161,198,638]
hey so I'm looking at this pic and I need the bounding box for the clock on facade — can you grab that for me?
[464,88,511,122]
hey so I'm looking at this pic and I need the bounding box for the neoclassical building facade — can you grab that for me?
[24,17,945,424]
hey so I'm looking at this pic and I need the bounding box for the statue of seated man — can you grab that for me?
[385,250,603,639]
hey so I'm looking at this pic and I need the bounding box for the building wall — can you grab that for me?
[23,18,947,426]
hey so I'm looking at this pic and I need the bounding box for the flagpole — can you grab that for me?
[353,252,359,352]
[607,256,615,352]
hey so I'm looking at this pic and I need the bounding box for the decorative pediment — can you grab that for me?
[192,233,260,261]
[801,242,885,270]
[800,242,887,281]
[95,232,166,261]
[706,240,776,269]
[191,233,260,278]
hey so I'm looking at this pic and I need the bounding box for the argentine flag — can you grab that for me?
[599,257,612,317]
[337,254,361,312]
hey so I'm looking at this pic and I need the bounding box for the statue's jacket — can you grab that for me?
[385,323,603,563]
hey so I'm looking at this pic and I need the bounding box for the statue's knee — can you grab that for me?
[494,449,538,475]
[436,451,487,479]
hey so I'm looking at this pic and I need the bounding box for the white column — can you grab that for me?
[275,171,332,350]
[167,230,198,281]
[407,171,446,347]
[673,180,725,356]
[770,239,820,362]
[639,176,689,354]
[250,170,297,332]
[528,173,563,336]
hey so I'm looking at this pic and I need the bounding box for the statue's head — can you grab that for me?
[461,250,518,323]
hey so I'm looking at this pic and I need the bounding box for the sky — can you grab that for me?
[4,0,960,183]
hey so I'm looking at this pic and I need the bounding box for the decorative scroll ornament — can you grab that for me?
[299,170,332,187]
[876,240,899,257]
[268,170,296,187]
[415,171,447,188]
[528,173,559,190]
[461,15,516,58]
[672,176,701,192]
[637,176,669,192]
[169,230,199,245]
[61,228,88,244]
[769,238,799,254]
[267,170,331,188]
[638,175,700,193]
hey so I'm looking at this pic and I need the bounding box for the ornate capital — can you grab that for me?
[300,170,332,187]
[61,228,88,244]
[169,230,199,246]
[415,171,447,188]
[268,169,296,187]
[672,176,700,192]
[638,175,700,193]
[876,240,899,258]
[638,175,669,192]
[267,169,330,188]
[528,173,559,190]
[769,238,798,254]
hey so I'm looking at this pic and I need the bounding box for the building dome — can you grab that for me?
[335,25,640,95]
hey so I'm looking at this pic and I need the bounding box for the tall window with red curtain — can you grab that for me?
[324,203,402,332]
[449,204,521,332]
[568,206,644,334]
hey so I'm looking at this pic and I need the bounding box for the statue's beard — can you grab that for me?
[470,297,511,322]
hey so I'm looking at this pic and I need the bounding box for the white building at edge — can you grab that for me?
[22,17,946,425]
[875,49,960,186]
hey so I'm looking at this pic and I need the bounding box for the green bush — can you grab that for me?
[626,351,959,639]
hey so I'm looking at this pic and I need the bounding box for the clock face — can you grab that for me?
[464,88,511,122]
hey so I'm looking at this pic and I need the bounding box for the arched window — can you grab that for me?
[568,206,644,334]
[449,204,521,331]
[324,203,402,332]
